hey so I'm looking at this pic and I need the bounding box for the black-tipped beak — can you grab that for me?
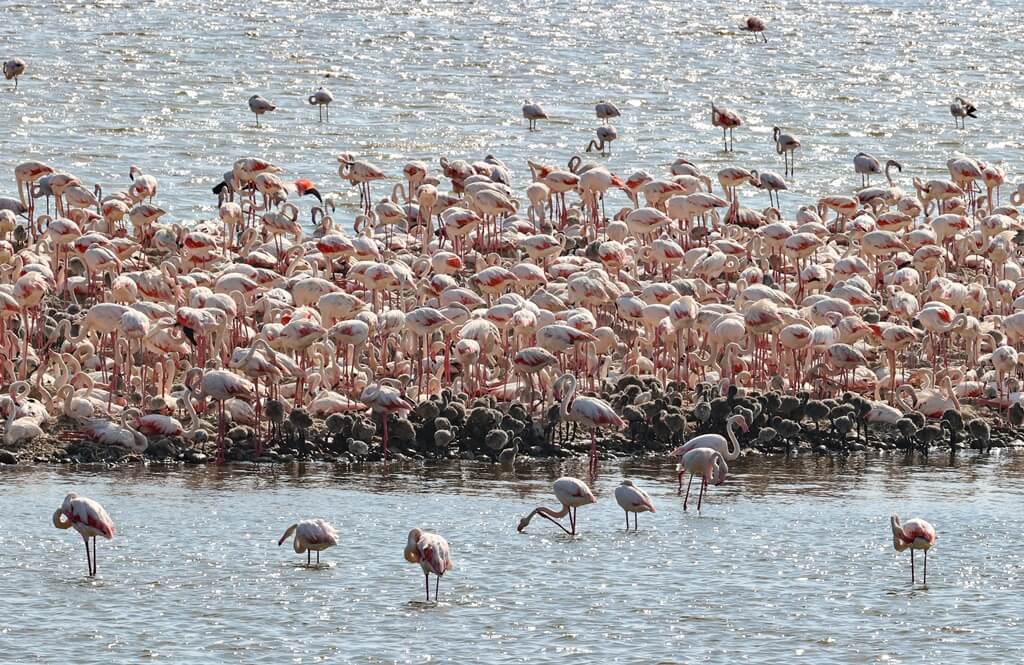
[307,187,323,203]
[212,181,227,195]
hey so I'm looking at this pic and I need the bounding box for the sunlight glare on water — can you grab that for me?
[3,0,1024,661]
[2,0,1022,228]
[1,456,1023,663]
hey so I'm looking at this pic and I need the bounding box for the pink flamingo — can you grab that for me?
[553,373,624,473]
[890,514,936,583]
[52,493,114,577]
[711,103,743,152]
[279,519,339,566]
[517,476,596,536]
[678,447,728,512]
[405,528,454,602]
[360,380,414,466]
[670,414,748,492]
[614,480,656,530]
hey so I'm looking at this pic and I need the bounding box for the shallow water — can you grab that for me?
[2,0,1022,226]
[2,454,1023,663]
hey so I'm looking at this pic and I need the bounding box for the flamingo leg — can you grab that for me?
[435,574,440,601]
[911,549,916,583]
[677,469,685,495]
[537,511,573,535]
[624,510,629,530]
[633,512,638,531]
[424,572,430,601]
[92,536,97,576]
[923,550,927,584]
[697,477,706,512]
[83,536,92,577]
[683,473,694,509]
[570,506,577,536]
[307,550,311,566]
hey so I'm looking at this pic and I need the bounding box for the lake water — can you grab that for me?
[4,0,1024,662]
[2,455,1022,663]
[2,0,1022,225]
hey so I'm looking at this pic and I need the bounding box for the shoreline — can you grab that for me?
[3,391,1021,468]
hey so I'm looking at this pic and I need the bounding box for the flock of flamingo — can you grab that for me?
[4,22,1007,594]
[53,483,935,594]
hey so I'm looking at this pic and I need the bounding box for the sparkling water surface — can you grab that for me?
[2,0,1023,662]
[1,456,1023,663]
[2,0,1022,226]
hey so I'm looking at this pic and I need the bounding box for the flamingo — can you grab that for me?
[517,476,596,536]
[52,493,114,577]
[678,447,728,512]
[890,514,936,583]
[3,58,26,88]
[595,100,621,124]
[522,100,547,131]
[773,127,801,176]
[711,103,743,152]
[248,94,276,126]
[360,381,414,466]
[740,16,767,42]
[278,519,339,566]
[614,480,656,530]
[553,373,624,473]
[670,414,748,492]
[308,86,334,122]
[404,528,453,602]
[950,96,977,128]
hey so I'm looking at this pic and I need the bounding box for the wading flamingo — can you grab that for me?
[52,493,114,577]
[890,514,936,583]
[404,528,453,602]
[517,476,596,536]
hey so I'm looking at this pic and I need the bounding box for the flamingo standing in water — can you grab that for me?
[773,127,801,176]
[678,448,728,512]
[553,373,624,473]
[890,514,936,583]
[670,414,748,493]
[950,96,977,128]
[614,480,656,530]
[3,58,26,88]
[522,100,547,131]
[308,86,334,122]
[404,528,453,602]
[248,94,276,126]
[711,103,743,152]
[595,100,621,124]
[740,16,767,42]
[278,519,339,566]
[52,493,114,577]
[517,476,596,536]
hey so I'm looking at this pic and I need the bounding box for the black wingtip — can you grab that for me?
[212,181,227,195]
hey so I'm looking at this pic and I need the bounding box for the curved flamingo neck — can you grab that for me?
[725,418,741,460]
